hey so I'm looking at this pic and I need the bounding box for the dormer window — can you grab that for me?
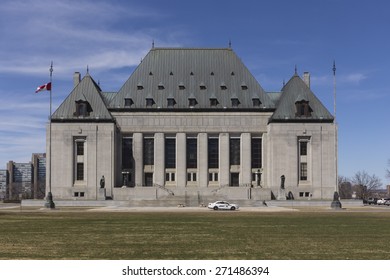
[188,98,197,108]
[252,98,261,107]
[295,101,312,117]
[167,98,176,108]
[137,85,143,90]
[74,100,91,117]
[124,98,134,107]
[220,83,227,90]
[178,83,185,90]
[210,98,219,107]
[158,83,164,90]
[200,83,206,90]
[146,98,155,108]
[241,84,248,90]
[231,98,240,108]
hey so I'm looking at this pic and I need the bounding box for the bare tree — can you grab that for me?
[351,171,382,200]
[386,159,390,181]
[338,175,352,199]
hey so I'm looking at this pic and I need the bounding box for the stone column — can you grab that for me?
[176,133,186,188]
[240,133,251,186]
[198,133,208,188]
[133,133,143,187]
[154,133,165,187]
[219,133,229,187]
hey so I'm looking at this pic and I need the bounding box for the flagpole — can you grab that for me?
[333,60,338,194]
[45,62,55,208]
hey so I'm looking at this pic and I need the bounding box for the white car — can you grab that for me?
[377,198,390,205]
[208,201,239,210]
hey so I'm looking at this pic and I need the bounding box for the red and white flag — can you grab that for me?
[35,82,51,93]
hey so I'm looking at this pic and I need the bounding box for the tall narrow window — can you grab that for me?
[300,163,308,181]
[122,137,133,170]
[74,138,86,182]
[143,138,154,165]
[165,138,176,168]
[208,138,219,168]
[229,138,240,166]
[251,138,262,168]
[186,138,197,168]
[300,141,307,156]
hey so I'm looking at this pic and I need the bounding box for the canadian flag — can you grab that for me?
[35,82,51,93]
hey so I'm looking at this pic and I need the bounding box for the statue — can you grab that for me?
[280,175,285,189]
[331,191,342,209]
[100,175,105,189]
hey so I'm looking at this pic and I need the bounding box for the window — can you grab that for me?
[252,98,261,107]
[137,84,144,90]
[208,138,219,168]
[251,138,262,168]
[187,172,197,182]
[231,98,240,108]
[158,83,164,90]
[209,172,218,182]
[166,172,175,182]
[300,163,308,181]
[76,142,84,156]
[124,98,133,107]
[210,98,218,107]
[295,101,311,117]
[167,98,176,108]
[74,138,86,183]
[230,138,240,166]
[188,98,197,107]
[300,141,307,156]
[230,173,239,186]
[200,84,206,90]
[146,98,155,108]
[220,84,227,90]
[144,173,153,186]
[75,101,90,117]
[143,138,154,165]
[241,85,248,90]
[122,137,133,170]
[186,138,197,168]
[76,163,84,181]
[165,138,176,168]
[178,83,185,90]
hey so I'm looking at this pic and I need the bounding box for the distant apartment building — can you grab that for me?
[5,153,46,200]
[0,170,8,200]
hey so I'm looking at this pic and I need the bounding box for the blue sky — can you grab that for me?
[0,0,389,186]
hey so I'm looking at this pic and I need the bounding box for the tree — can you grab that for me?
[386,159,390,181]
[351,171,382,200]
[338,175,352,199]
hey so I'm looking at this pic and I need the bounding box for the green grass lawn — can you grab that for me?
[1,210,389,259]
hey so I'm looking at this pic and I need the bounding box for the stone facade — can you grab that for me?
[47,47,337,202]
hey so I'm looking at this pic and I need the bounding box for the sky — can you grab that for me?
[0,0,389,186]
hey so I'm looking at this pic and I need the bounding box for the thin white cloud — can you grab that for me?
[0,0,177,77]
[343,73,367,84]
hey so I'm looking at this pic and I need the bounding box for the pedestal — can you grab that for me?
[277,189,286,200]
[98,188,106,201]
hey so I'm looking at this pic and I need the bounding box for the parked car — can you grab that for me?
[366,198,378,205]
[377,198,390,205]
[208,201,239,210]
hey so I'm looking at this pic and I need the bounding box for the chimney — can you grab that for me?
[303,72,310,88]
[73,72,81,88]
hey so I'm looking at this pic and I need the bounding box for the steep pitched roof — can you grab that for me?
[110,48,275,110]
[52,74,113,121]
[270,74,334,122]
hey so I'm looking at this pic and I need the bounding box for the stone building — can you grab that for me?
[48,47,337,203]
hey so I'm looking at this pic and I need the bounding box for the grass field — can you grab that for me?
[1,208,390,259]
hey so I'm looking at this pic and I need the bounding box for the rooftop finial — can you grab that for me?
[294,65,298,75]
[152,40,155,48]
[228,39,232,48]
[87,65,89,74]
